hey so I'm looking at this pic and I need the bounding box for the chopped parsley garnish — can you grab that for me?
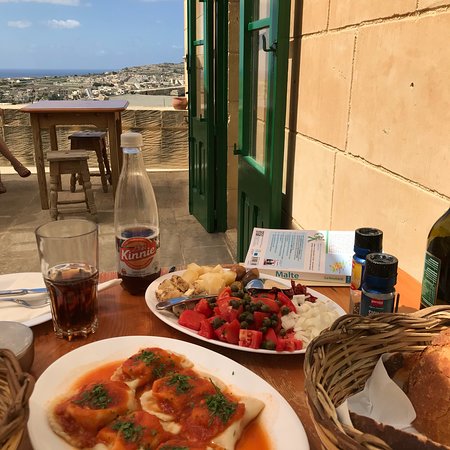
[136,350,159,366]
[112,419,144,443]
[73,384,112,409]
[166,373,193,394]
[205,382,237,424]
[153,363,166,379]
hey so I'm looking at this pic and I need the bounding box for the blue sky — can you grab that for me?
[0,0,184,70]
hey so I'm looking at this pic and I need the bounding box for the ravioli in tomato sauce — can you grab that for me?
[48,347,265,450]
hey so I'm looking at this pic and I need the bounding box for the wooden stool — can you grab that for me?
[47,151,97,220]
[68,131,111,193]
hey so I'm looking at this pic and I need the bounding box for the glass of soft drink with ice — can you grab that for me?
[35,219,99,340]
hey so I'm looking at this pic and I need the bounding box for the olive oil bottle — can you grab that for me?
[420,207,450,308]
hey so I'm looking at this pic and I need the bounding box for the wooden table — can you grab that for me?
[21,100,129,210]
[20,269,421,450]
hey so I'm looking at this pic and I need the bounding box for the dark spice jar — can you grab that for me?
[349,228,383,314]
[360,253,398,316]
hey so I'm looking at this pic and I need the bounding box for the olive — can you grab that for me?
[239,312,248,322]
[230,281,243,292]
[230,299,240,309]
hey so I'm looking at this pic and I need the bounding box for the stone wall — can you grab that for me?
[284,0,450,281]
[0,105,188,171]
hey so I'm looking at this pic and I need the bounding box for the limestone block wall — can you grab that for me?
[285,0,450,281]
[0,105,188,171]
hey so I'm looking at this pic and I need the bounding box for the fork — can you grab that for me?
[0,296,50,309]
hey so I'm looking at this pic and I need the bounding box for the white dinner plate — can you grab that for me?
[145,270,346,355]
[0,272,51,326]
[28,335,309,450]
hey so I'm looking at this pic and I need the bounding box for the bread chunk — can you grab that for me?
[406,328,450,446]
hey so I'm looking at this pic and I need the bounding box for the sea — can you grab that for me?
[0,68,112,78]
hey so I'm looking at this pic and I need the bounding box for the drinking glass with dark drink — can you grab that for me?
[35,219,99,340]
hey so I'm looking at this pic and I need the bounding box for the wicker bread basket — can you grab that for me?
[304,305,450,450]
[0,349,35,450]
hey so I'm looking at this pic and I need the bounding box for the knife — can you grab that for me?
[0,279,123,297]
[156,294,217,311]
[0,288,48,297]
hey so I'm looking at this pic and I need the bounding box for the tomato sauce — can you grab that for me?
[72,361,122,389]
[237,420,271,450]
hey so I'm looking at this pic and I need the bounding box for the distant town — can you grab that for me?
[0,62,185,105]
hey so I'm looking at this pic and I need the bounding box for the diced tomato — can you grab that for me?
[194,298,214,318]
[178,310,206,331]
[217,287,232,301]
[275,339,286,352]
[276,337,303,352]
[198,318,214,339]
[238,329,263,349]
[222,319,241,345]
[277,291,296,312]
[253,297,280,313]
[253,311,271,330]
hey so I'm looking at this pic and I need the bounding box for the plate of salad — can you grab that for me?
[145,270,345,354]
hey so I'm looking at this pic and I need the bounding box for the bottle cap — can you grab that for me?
[121,132,143,148]
[365,253,398,279]
[354,228,383,254]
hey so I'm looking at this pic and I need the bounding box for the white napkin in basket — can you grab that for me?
[337,353,417,432]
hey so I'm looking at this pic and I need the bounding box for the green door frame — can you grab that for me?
[236,0,290,261]
[187,0,228,232]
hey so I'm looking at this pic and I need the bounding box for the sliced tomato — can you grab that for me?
[194,298,214,318]
[198,318,214,339]
[238,329,263,349]
[264,328,278,345]
[222,319,241,344]
[214,322,227,342]
[253,292,277,300]
[178,310,206,331]
[217,287,232,301]
[214,298,242,322]
[277,291,296,312]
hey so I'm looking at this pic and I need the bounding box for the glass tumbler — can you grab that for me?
[35,219,99,340]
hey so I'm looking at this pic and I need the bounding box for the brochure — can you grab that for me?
[244,228,355,286]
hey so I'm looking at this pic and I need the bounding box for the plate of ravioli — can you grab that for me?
[28,336,309,450]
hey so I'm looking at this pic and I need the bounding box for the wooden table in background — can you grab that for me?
[21,100,129,210]
[21,269,421,450]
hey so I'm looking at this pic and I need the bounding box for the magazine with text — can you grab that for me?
[244,228,355,286]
